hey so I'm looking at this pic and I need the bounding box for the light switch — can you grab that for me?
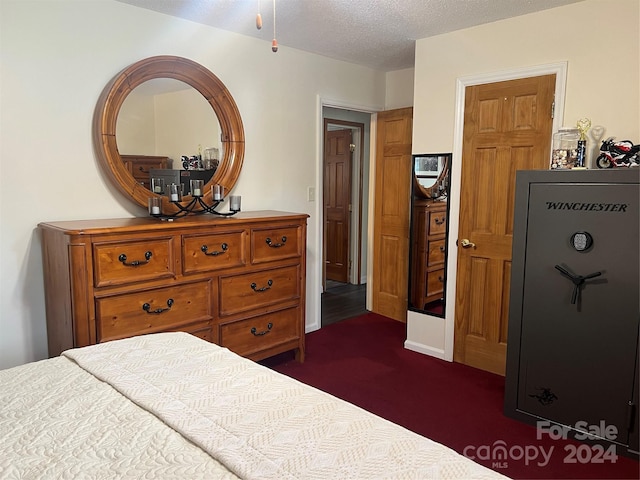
[307,186,315,202]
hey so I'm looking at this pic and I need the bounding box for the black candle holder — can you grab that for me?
[148,181,240,220]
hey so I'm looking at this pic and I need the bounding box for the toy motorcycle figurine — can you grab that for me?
[596,137,639,168]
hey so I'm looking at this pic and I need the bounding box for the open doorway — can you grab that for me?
[321,107,371,326]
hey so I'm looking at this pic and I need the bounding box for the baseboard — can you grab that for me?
[404,340,448,361]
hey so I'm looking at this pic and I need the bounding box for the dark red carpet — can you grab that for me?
[262,312,639,480]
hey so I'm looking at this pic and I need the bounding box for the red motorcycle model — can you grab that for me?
[596,137,639,168]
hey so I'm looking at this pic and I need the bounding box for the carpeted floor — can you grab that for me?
[262,312,640,480]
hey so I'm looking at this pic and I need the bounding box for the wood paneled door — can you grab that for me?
[454,75,555,375]
[372,107,413,322]
[324,128,352,283]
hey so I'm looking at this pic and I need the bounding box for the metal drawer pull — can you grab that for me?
[265,236,287,248]
[251,322,273,336]
[201,243,228,256]
[119,251,152,266]
[439,245,445,252]
[438,276,444,283]
[142,298,174,314]
[250,279,273,292]
[434,217,446,225]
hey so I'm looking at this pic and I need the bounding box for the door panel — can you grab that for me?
[454,75,555,374]
[372,107,413,322]
[324,128,352,283]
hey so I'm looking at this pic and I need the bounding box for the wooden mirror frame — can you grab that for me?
[93,56,245,212]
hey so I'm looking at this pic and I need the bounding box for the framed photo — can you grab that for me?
[414,155,443,178]
[414,154,446,189]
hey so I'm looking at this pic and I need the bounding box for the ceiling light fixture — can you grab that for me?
[256,0,277,53]
[256,0,262,29]
[271,0,278,52]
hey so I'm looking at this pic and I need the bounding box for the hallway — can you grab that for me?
[321,281,367,327]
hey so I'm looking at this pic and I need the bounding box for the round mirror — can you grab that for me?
[93,56,244,212]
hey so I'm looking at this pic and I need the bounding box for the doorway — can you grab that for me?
[321,107,371,326]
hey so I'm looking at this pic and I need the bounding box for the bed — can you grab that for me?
[0,332,507,479]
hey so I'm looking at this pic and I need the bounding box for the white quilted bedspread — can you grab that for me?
[0,352,238,479]
[1,333,508,479]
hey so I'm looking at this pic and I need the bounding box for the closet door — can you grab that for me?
[371,107,413,322]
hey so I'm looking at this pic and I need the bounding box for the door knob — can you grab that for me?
[460,238,476,248]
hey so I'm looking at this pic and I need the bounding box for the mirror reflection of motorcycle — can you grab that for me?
[596,137,640,168]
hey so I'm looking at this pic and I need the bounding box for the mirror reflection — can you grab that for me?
[116,78,222,194]
[409,153,452,317]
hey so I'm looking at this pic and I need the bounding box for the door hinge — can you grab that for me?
[627,400,636,430]
[551,100,555,119]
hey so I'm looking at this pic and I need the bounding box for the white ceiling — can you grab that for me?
[116,0,584,72]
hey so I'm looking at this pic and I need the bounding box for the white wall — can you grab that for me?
[385,68,415,110]
[407,0,640,360]
[0,0,386,369]
[117,88,158,154]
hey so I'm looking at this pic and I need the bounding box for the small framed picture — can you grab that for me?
[414,155,443,178]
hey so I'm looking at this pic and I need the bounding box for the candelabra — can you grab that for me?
[148,179,241,220]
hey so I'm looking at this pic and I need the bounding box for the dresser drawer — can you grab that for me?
[428,211,447,235]
[122,156,170,190]
[251,226,302,264]
[219,265,300,316]
[427,238,446,266]
[182,230,246,274]
[93,237,175,287]
[426,269,445,297]
[96,281,212,342]
[184,324,213,342]
[219,307,299,358]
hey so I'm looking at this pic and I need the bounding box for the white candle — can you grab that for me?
[213,184,223,201]
[230,195,241,212]
[170,193,179,202]
[148,197,162,216]
[193,188,201,196]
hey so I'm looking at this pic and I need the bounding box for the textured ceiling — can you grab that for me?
[116,0,584,72]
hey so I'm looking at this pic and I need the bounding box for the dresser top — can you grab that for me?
[38,211,309,235]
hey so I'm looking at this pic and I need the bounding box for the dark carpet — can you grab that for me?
[262,312,639,480]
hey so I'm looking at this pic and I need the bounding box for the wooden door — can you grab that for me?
[324,128,352,283]
[454,75,555,375]
[372,107,413,322]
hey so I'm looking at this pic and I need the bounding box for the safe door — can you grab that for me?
[506,177,639,448]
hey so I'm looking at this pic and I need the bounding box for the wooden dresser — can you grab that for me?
[121,155,172,189]
[39,211,307,362]
[410,199,447,310]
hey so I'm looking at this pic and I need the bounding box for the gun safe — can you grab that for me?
[504,169,639,458]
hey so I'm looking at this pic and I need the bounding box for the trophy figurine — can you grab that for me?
[575,118,591,169]
[589,125,606,169]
